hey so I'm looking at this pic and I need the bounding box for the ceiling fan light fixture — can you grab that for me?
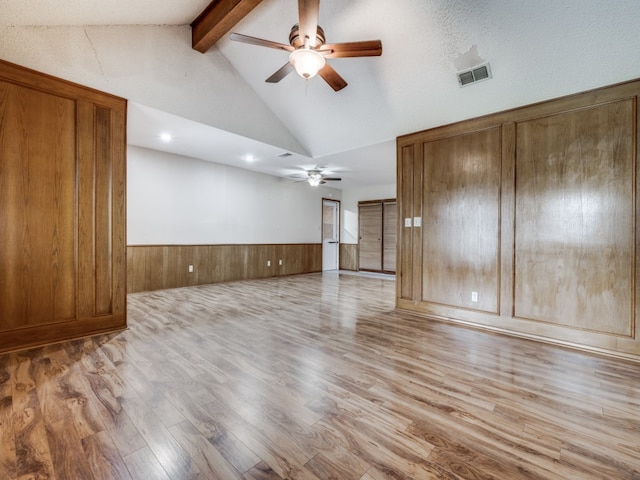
[289,48,326,79]
[308,172,322,186]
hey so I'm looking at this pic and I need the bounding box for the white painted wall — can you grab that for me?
[128,146,340,245]
[0,25,306,155]
[340,184,396,244]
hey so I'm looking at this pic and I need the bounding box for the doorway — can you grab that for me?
[322,199,340,271]
[358,199,397,273]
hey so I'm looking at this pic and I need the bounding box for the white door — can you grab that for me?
[322,199,339,271]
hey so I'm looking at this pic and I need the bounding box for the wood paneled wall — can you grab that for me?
[0,60,127,353]
[397,78,640,360]
[339,244,359,271]
[127,244,321,293]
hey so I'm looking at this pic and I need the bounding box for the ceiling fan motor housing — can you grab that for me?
[289,24,326,48]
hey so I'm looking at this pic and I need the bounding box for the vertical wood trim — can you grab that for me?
[632,95,638,341]
[111,104,127,318]
[412,141,423,302]
[398,144,414,300]
[94,106,113,316]
[500,123,516,317]
[382,201,397,272]
[76,100,95,319]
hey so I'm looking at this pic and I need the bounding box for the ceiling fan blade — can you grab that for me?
[266,63,295,83]
[322,40,383,58]
[318,63,347,91]
[298,0,319,46]
[322,177,342,181]
[230,33,294,52]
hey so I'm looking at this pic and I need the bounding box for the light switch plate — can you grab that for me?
[413,217,422,227]
[404,218,412,227]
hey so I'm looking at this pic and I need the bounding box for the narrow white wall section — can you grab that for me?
[128,146,340,245]
[340,184,396,244]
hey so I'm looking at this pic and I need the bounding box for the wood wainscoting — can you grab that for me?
[339,243,359,271]
[127,244,321,293]
[397,77,640,360]
[0,60,127,354]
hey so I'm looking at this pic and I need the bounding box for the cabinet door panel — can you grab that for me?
[514,100,634,335]
[422,127,501,313]
[0,59,126,353]
[0,82,77,329]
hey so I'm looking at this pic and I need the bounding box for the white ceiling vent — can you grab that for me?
[457,63,492,87]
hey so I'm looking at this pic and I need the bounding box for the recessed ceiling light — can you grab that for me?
[245,154,256,163]
[160,132,172,142]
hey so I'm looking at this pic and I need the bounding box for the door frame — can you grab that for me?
[321,198,341,271]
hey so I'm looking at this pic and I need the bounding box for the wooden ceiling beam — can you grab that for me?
[191,0,264,53]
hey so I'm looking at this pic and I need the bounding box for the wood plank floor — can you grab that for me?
[1,272,640,479]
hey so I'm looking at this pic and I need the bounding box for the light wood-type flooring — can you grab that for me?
[1,272,639,479]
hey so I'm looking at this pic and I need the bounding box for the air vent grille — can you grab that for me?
[278,152,293,158]
[457,63,492,87]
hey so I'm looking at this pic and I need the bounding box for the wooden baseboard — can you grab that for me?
[0,314,126,354]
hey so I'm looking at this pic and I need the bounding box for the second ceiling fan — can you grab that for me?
[230,0,382,91]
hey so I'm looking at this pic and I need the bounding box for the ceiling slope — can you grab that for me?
[0,23,308,156]
[1,0,640,189]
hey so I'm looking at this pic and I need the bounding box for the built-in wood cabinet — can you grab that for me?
[0,60,127,353]
[358,199,396,273]
[397,78,640,360]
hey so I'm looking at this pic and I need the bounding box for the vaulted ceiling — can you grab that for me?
[2,0,640,188]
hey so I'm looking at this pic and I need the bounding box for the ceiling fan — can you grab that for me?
[290,167,342,186]
[229,0,382,91]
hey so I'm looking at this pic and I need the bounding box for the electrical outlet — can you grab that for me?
[471,291,478,302]
[279,259,283,265]
[188,264,193,273]
[267,260,271,267]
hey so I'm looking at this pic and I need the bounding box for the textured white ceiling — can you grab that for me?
[0,0,212,26]
[2,0,640,189]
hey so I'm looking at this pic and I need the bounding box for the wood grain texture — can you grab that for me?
[1,273,640,479]
[126,244,322,293]
[357,200,397,274]
[0,59,127,354]
[339,243,358,271]
[191,0,264,53]
[358,203,383,271]
[0,80,77,328]
[398,144,415,300]
[422,127,501,313]
[397,76,640,358]
[514,99,634,334]
[382,202,397,272]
